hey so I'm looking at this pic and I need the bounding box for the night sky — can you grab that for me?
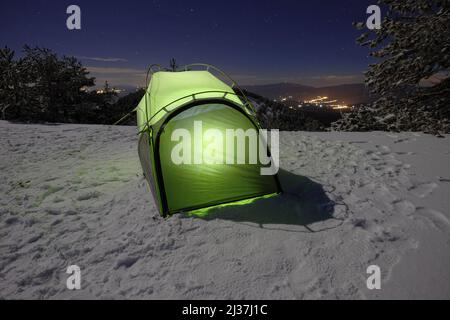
[0,0,376,88]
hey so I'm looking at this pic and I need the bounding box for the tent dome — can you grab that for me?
[136,65,281,217]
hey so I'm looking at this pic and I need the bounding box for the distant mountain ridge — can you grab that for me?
[243,82,371,105]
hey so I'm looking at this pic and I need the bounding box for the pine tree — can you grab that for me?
[334,0,450,134]
[1,46,95,122]
[0,47,16,119]
[169,58,178,72]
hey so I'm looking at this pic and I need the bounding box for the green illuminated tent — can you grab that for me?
[136,64,281,217]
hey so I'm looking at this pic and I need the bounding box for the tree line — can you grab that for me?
[0,45,142,125]
[0,47,333,130]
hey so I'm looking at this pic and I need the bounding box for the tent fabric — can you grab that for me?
[136,71,245,131]
[136,69,281,217]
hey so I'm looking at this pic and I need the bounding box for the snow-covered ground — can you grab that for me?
[1,120,449,299]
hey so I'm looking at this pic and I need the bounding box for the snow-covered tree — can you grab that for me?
[334,0,450,134]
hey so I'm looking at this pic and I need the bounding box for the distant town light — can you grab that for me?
[96,88,123,95]
[332,105,349,110]
[301,95,350,110]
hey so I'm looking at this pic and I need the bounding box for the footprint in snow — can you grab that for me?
[409,182,438,198]
[416,207,450,231]
[76,191,102,201]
